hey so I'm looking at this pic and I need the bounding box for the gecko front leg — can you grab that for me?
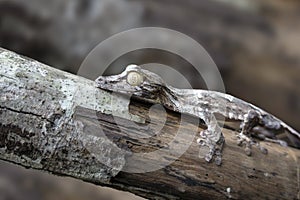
[197,112,225,165]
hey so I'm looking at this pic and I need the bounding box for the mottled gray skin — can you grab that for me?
[95,65,300,165]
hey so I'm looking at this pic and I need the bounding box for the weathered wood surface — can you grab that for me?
[0,48,299,199]
[1,0,300,133]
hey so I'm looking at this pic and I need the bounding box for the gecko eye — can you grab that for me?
[126,71,143,86]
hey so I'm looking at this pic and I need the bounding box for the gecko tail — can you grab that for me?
[269,121,300,149]
[260,113,300,149]
[281,123,300,149]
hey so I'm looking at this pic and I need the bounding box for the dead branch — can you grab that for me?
[0,48,299,199]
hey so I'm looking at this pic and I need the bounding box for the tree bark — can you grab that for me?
[0,47,299,199]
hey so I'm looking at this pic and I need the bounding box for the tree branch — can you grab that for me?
[0,47,299,199]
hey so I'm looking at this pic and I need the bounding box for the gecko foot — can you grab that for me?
[237,132,268,156]
[237,132,254,156]
[197,129,225,166]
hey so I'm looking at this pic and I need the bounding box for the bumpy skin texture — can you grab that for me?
[95,65,300,165]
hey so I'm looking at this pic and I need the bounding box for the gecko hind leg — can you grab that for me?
[238,110,267,156]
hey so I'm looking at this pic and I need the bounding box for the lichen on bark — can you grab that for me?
[0,48,127,182]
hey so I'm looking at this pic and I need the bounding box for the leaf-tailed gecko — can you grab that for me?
[95,64,300,165]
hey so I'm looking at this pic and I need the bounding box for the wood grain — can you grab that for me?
[0,47,299,199]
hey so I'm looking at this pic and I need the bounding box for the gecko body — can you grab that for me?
[95,64,300,165]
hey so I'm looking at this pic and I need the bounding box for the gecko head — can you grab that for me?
[95,64,167,104]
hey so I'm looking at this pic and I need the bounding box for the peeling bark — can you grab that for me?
[0,48,299,199]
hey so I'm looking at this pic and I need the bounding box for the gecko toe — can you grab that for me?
[259,146,268,154]
[197,138,206,146]
[205,153,213,163]
[214,150,222,166]
[245,145,252,156]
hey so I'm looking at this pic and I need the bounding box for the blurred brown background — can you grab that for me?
[0,0,299,199]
